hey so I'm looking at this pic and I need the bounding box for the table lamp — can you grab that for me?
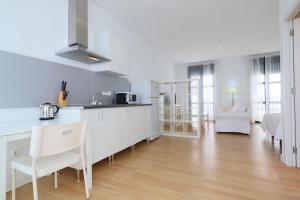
[228,87,237,106]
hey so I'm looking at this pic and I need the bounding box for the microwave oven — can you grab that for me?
[115,92,137,104]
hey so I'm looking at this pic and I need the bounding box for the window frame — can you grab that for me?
[188,64,214,120]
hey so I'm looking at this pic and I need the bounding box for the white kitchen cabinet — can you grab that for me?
[91,30,128,76]
[131,80,161,140]
[128,106,151,143]
[81,106,151,164]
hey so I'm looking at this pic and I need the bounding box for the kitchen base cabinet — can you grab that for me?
[80,106,151,164]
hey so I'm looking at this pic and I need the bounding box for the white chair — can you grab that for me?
[11,120,90,200]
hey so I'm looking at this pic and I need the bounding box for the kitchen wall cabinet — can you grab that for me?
[91,30,129,76]
[81,106,151,164]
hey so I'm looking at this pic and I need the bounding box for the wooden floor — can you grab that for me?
[7,124,300,200]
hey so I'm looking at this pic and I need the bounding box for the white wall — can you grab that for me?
[214,57,251,109]
[174,56,252,113]
[0,0,173,82]
[279,0,300,167]
[174,63,189,81]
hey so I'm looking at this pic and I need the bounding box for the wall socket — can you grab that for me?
[102,91,112,96]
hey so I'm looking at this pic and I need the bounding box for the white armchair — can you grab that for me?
[215,104,251,134]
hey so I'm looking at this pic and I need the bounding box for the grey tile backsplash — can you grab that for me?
[0,50,130,108]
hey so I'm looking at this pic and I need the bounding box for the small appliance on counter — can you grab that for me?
[115,92,137,104]
[39,103,60,120]
[58,81,69,107]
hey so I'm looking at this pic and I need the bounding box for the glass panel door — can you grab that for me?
[159,80,201,138]
[159,83,175,134]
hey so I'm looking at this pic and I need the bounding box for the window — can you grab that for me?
[190,77,200,118]
[252,55,281,122]
[202,71,214,120]
[252,58,266,122]
[267,56,281,114]
[188,64,214,120]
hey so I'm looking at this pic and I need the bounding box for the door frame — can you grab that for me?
[279,0,300,167]
[291,18,300,167]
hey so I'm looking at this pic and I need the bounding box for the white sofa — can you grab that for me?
[215,105,251,134]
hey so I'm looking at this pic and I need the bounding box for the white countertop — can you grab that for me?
[0,118,81,137]
[67,104,152,110]
[0,104,150,138]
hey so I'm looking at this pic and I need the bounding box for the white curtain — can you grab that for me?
[188,63,214,120]
[202,64,214,120]
[266,56,281,114]
[251,55,281,123]
[251,57,266,122]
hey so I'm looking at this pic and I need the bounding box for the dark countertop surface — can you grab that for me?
[81,104,152,109]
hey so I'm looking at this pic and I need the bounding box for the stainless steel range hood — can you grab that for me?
[56,0,110,64]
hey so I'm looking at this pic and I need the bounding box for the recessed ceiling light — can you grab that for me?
[217,46,222,51]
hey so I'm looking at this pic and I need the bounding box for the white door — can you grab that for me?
[293,17,300,167]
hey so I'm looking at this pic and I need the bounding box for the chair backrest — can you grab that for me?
[29,120,88,158]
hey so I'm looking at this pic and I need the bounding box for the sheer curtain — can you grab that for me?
[266,56,281,113]
[251,57,266,122]
[202,64,214,120]
[251,55,281,123]
[188,63,214,120]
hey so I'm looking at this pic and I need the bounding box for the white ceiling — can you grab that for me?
[93,0,279,64]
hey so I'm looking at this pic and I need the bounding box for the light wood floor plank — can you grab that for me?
[6,124,300,200]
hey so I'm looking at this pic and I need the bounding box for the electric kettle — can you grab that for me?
[39,103,60,120]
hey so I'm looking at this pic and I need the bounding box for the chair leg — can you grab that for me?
[32,172,39,200]
[11,168,16,200]
[76,170,80,182]
[81,157,90,199]
[54,171,58,189]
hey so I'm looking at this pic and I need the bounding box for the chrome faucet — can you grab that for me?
[91,92,102,105]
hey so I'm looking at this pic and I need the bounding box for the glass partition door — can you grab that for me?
[159,80,201,138]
